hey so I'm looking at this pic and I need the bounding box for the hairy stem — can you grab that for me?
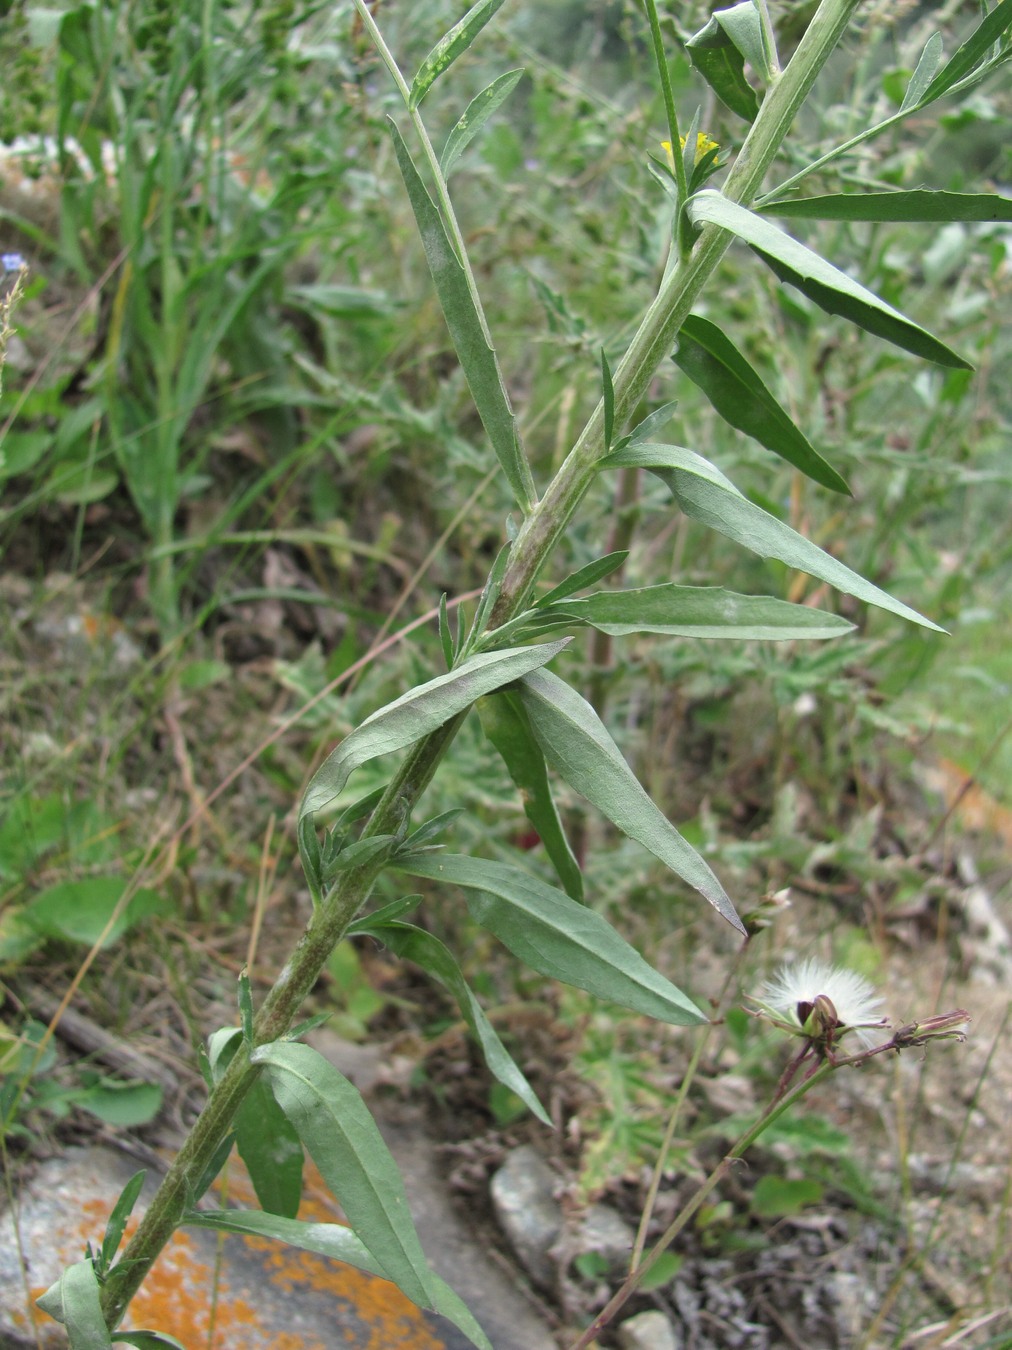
[100,0,859,1329]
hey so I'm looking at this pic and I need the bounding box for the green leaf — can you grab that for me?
[250,1041,437,1309]
[539,584,854,640]
[900,32,943,111]
[348,895,424,933]
[235,1076,305,1219]
[77,1079,162,1127]
[210,1027,304,1219]
[601,444,945,633]
[751,1174,823,1218]
[758,190,1012,223]
[183,1210,492,1350]
[919,0,1012,105]
[478,692,584,900]
[389,121,536,509]
[673,315,849,493]
[101,1170,147,1273]
[410,0,509,108]
[710,1,774,81]
[601,349,616,450]
[114,1333,187,1349]
[238,969,254,1046]
[438,593,453,669]
[37,1260,112,1347]
[399,853,707,1025]
[517,669,743,931]
[440,69,525,177]
[628,401,679,444]
[685,7,761,122]
[536,552,629,608]
[23,878,165,948]
[687,190,971,370]
[357,919,550,1124]
[300,639,570,819]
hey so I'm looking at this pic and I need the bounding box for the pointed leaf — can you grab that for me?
[398,853,708,1024]
[517,669,743,931]
[441,69,525,177]
[602,444,944,632]
[389,122,536,509]
[536,552,629,608]
[758,190,1012,223]
[234,1077,305,1219]
[687,190,971,369]
[920,0,1012,105]
[357,919,551,1124]
[712,1,774,82]
[183,1210,492,1350]
[300,639,570,819]
[250,1041,436,1309]
[601,349,616,450]
[674,315,849,493]
[540,584,854,640]
[628,401,679,444]
[101,1170,147,1273]
[900,32,943,111]
[37,1261,112,1347]
[114,1334,187,1349]
[410,0,509,108]
[686,9,760,122]
[478,691,584,900]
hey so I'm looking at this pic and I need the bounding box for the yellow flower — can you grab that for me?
[661,133,720,170]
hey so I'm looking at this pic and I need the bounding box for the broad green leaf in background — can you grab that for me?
[355,919,551,1124]
[300,639,570,819]
[478,691,584,901]
[687,190,971,369]
[37,1260,112,1347]
[389,122,536,510]
[601,444,945,633]
[440,70,525,177]
[673,315,849,493]
[758,190,1012,222]
[183,1210,492,1350]
[22,878,165,948]
[399,853,708,1025]
[250,1042,437,1310]
[516,669,743,931]
[410,0,509,107]
[537,585,855,640]
[685,5,761,122]
[77,1078,162,1128]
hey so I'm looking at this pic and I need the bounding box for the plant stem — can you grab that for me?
[99,0,861,1329]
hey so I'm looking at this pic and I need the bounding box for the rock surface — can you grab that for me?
[490,1145,562,1290]
[617,1309,681,1350]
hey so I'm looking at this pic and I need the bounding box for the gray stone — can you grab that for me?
[490,1145,563,1290]
[572,1203,636,1278]
[617,1308,681,1350]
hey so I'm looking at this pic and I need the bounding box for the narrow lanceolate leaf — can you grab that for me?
[516,669,743,931]
[357,919,551,1124]
[300,639,570,819]
[250,1042,436,1310]
[399,853,707,1024]
[184,1211,492,1350]
[478,691,584,901]
[538,585,854,641]
[37,1261,112,1348]
[674,315,849,494]
[441,70,525,177]
[901,32,943,111]
[602,444,945,633]
[389,122,536,509]
[687,190,971,370]
[919,0,1012,106]
[410,0,509,108]
[536,551,629,608]
[758,191,1012,223]
[114,1333,187,1349]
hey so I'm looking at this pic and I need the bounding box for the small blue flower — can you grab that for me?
[2,253,27,274]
